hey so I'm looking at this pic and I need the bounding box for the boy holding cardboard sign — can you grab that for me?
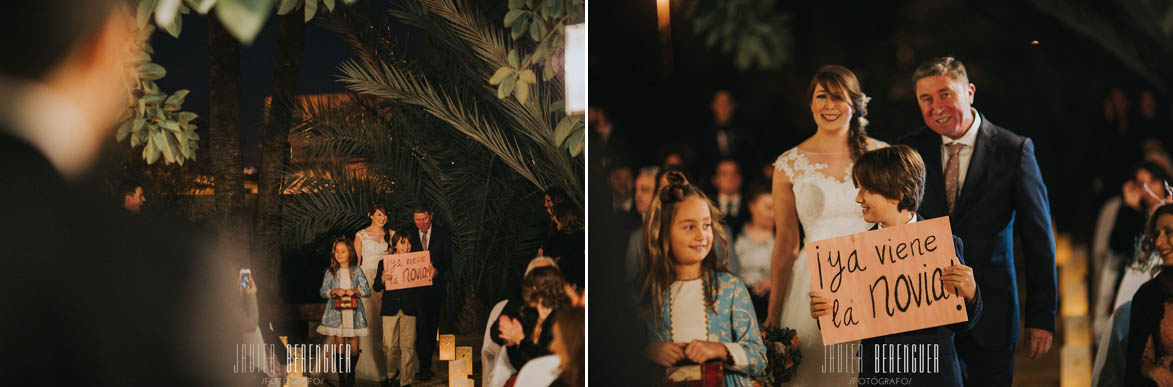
[809,145,983,386]
[373,233,430,387]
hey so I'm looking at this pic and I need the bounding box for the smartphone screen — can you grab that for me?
[240,269,251,289]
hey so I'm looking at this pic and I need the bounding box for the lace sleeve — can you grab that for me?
[773,149,797,180]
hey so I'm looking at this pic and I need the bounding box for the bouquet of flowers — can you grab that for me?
[753,326,802,386]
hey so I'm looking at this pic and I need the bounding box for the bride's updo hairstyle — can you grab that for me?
[808,65,871,160]
[638,171,730,320]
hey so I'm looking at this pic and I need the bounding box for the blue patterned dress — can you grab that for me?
[645,271,768,386]
[317,267,372,337]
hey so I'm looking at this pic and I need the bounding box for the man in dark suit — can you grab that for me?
[710,158,749,233]
[696,90,759,183]
[407,206,452,381]
[0,1,250,385]
[898,57,1057,386]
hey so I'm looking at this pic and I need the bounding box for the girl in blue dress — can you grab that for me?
[638,173,767,386]
[318,236,372,387]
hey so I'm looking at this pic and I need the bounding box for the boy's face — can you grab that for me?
[855,187,901,224]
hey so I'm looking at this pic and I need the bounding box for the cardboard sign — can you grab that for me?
[382,251,433,290]
[807,216,969,345]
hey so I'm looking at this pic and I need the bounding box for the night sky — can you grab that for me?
[151,8,357,167]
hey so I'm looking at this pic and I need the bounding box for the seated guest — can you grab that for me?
[513,307,585,387]
[1126,204,1173,386]
[733,182,774,322]
[809,145,982,386]
[637,174,766,386]
[482,257,559,387]
[495,267,571,374]
[710,159,747,232]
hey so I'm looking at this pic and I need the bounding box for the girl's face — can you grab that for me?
[1155,214,1173,264]
[669,196,714,266]
[333,242,351,266]
[369,209,387,228]
[395,237,412,254]
[810,83,853,131]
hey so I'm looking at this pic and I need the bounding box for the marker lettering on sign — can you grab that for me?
[873,234,939,265]
[815,246,868,293]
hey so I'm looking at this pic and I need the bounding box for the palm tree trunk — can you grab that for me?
[208,17,247,239]
[254,12,306,311]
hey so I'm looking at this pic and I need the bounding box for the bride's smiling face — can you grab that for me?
[811,83,853,130]
[369,209,387,227]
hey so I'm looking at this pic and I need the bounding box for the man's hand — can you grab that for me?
[1147,366,1173,387]
[942,264,977,302]
[1026,328,1053,360]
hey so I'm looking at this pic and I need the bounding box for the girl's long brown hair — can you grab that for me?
[807,65,871,160]
[327,235,358,276]
[555,307,585,387]
[638,172,729,322]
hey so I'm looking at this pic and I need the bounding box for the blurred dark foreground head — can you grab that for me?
[0,1,252,385]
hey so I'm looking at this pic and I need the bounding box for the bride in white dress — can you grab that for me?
[354,205,396,382]
[766,65,886,386]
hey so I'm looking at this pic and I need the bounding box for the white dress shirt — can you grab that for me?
[718,193,741,217]
[876,213,918,229]
[939,109,982,190]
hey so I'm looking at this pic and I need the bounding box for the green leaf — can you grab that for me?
[137,63,167,81]
[532,40,549,63]
[155,130,176,164]
[542,58,557,81]
[116,120,133,142]
[144,138,161,164]
[518,69,536,83]
[548,100,564,113]
[504,10,525,27]
[133,118,146,133]
[508,49,520,68]
[305,0,317,22]
[160,120,181,132]
[529,16,542,41]
[176,111,199,123]
[131,130,143,148]
[131,52,152,65]
[498,74,516,99]
[184,0,216,14]
[515,80,530,104]
[142,93,166,105]
[567,124,584,157]
[553,116,573,145]
[214,0,275,45]
[544,0,564,18]
[508,0,523,9]
[526,0,535,8]
[489,67,513,85]
[137,0,159,28]
[323,0,335,12]
[277,0,300,15]
[164,89,190,107]
[164,11,183,37]
[511,17,527,40]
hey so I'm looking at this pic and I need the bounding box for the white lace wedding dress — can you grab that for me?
[773,142,884,386]
[355,228,392,381]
